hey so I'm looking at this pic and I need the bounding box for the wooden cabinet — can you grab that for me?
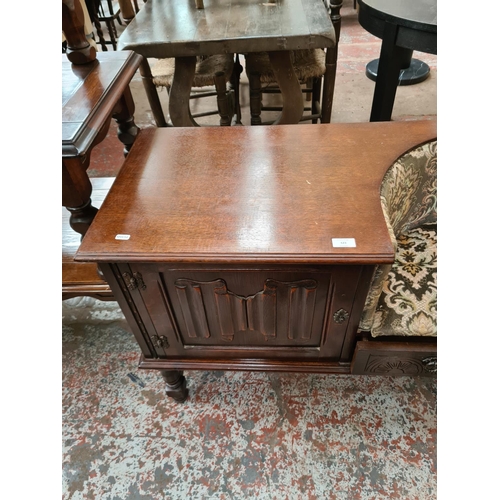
[76,122,437,401]
[103,263,369,359]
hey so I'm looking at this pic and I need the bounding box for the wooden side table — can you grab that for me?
[62,51,142,237]
[62,0,142,299]
[75,121,437,402]
[62,51,142,300]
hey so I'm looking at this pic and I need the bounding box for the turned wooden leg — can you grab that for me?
[312,76,322,124]
[67,200,99,237]
[139,59,168,127]
[320,0,342,124]
[248,71,262,125]
[62,157,98,237]
[112,86,139,156]
[267,51,304,124]
[320,46,338,124]
[169,56,198,127]
[62,113,113,237]
[91,12,108,52]
[62,0,96,64]
[230,54,243,124]
[214,71,233,126]
[117,0,135,23]
[104,20,117,51]
[160,370,189,403]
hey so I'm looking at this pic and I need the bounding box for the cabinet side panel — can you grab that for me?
[99,264,155,358]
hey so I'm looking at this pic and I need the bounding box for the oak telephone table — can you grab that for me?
[75,121,437,402]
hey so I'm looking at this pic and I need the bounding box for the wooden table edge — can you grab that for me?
[62,51,143,158]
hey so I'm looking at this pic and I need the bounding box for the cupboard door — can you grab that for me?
[166,271,328,348]
[129,265,364,360]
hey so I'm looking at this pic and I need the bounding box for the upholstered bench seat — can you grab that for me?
[371,224,436,337]
[359,139,437,339]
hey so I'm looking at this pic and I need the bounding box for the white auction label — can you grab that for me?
[115,234,131,240]
[332,238,356,248]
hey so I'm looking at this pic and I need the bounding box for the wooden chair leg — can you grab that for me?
[230,54,243,124]
[93,17,108,51]
[214,72,232,127]
[139,59,168,127]
[312,77,322,124]
[249,72,263,125]
[306,77,313,101]
[104,20,117,50]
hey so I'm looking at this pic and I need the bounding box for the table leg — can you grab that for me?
[267,51,304,125]
[369,22,409,122]
[63,81,139,237]
[169,56,198,127]
[320,46,338,123]
[366,49,430,87]
[117,0,135,23]
[139,58,168,127]
[62,156,98,237]
[160,370,189,403]
[112,86,140,156]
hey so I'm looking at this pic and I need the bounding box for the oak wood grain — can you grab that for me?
[76,120,436,264]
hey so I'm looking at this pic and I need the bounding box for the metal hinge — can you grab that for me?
[333,308,349,323]
[122,272,146,291]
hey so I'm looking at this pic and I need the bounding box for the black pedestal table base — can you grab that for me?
[366,58,430,86]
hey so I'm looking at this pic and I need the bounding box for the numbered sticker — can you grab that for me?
[331,238,356,248]
[115,234,131,241]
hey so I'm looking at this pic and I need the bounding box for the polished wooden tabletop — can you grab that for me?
[76,120,437,265]
[117,0,337,57]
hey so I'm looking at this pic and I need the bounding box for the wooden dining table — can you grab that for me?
[117,0,338,126]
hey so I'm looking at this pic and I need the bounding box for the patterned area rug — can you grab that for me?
[62,297,437,500]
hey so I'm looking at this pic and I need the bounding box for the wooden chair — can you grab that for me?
[245,0,343,125]
[245,49,326,125]
[97,0,123,50]
[150,55,242,126]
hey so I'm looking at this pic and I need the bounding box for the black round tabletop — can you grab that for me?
[358,0,436,32]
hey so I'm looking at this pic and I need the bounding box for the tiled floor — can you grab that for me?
[63,3,437,498]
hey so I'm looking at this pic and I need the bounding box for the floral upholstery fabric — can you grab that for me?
[359,140,437,337]
[371,225,436,337]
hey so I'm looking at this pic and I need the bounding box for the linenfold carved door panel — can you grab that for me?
[173,277,319,344]
[126,265,363,360]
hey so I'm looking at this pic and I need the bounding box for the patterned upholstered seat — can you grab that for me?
[359,140,437,338]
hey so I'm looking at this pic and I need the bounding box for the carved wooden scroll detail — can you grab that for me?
[174,278,317,342]
[364,355,426,375]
